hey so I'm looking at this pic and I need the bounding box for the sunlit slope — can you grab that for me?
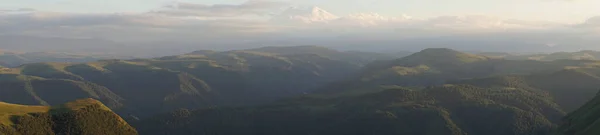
[0,98,137,135]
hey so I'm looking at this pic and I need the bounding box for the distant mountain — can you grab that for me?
[272,7,339,23]
[0,51,125,67]
[242,45,410,65]
[479,50,600,61]
[0,98,137,135]
[391,48,489,66]
[136,85,562,135]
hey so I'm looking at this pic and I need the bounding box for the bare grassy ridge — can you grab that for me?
[0,102,49,125]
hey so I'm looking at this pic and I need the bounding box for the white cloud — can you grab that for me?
[152,0,286,18]
[0,0,597,44]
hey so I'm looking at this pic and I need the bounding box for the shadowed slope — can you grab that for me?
[556,92,600,135]
[136,85,562,135]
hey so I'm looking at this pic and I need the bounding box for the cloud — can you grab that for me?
[0,0,597,45]
[0,8,35,13]
[152,0,287,17]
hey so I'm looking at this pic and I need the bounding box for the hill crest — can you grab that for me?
[398,48,489,65]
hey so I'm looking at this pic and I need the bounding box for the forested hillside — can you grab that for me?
[136,85,563,135]
[555,91,600,135]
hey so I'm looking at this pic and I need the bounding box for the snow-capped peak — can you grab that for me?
[272,6,339,23]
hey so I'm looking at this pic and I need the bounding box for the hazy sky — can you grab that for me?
[2,0,598,22]
[0,0,599,52]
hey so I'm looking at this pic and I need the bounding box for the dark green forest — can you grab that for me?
[136,85,563,135]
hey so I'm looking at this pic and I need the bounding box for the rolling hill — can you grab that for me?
[453,68,600,112]
[0,98,137,135]
[0,46,386,118]
[314,48,600,114]
[242,45,411,65]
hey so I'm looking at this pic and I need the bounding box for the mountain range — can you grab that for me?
[0,51,127,68]
[480,50,600,61]
[0,46,409,118]
[1,46,600,135]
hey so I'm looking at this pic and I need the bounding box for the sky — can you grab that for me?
[2,0,599,22]
[0,0,599,53]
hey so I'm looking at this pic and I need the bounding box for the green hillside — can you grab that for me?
[136,85,563,135]
[450,68,600,112]
[0,98,137,135]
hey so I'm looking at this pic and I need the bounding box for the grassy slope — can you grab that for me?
[0,102,49,125]
[0,98,137,135]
